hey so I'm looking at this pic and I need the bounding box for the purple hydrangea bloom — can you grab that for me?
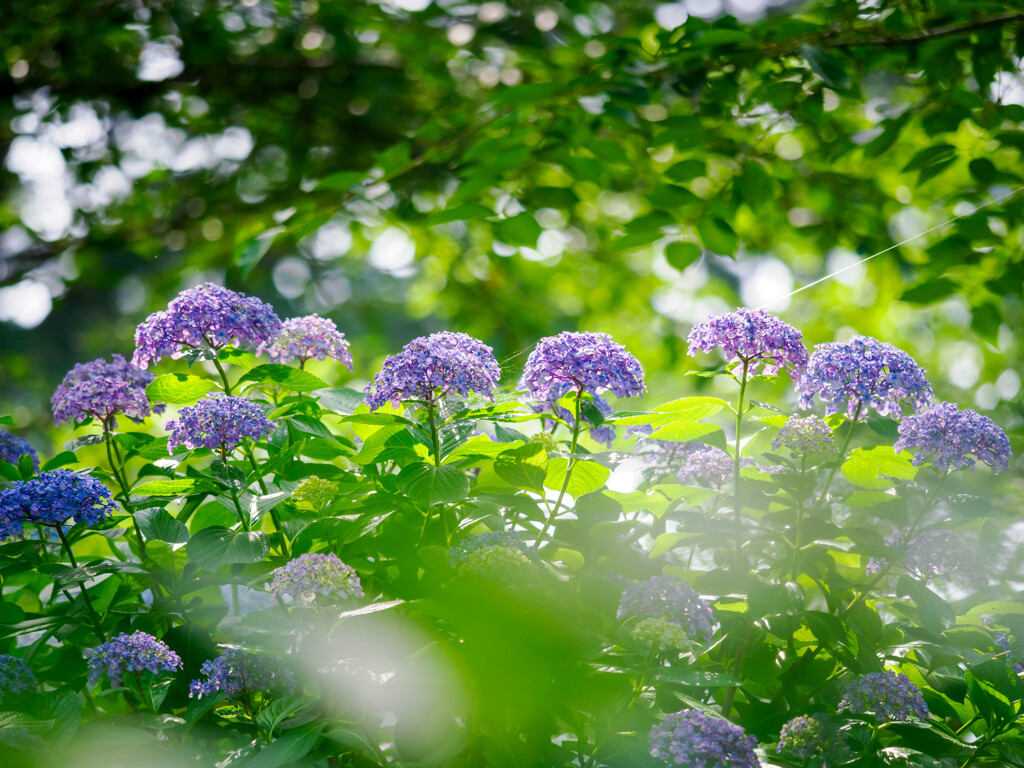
[0,470,117,541]
[798,336,932,420]
[777,715,836,762]
[133,282,282,368]
[870,528,988,589]
[772,415,834,455]
[687,308,809,380]
[364,331,500,411]
[0,655,35,703]
[994,634,1024,674]
[87,631,183,687]
[839,671,929,722]
[894,402,1011,474]
[165,394,275,453]
[676,446,750,487]
[649,710,759,768]
[189,649,295,698]
[522,331,645,405]
[0,432,38,471]
[618,575,716,645]
[51,354,162,427]
[265,314,353,369]
[270,553,363,603]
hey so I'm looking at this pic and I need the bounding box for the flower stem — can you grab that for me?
[816,402,862,509]
[211,354,233,395]
[537,386,584,547]
[243,442,289,557]
[733,360,750,572]
[55,526,106,642]
[427,401,442,468]
[103,424,146,560]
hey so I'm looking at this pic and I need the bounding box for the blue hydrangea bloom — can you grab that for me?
[0,655,35,703]
[799,336,932,419]
[165,394,275,453]
[189,649,295,698]
[133,282,282,368]
[270,553,363,603]
[523,331,645,405]
[894,401,1011,474]
[839,671,929,722]
[649,710,759,768]
[364,331,500,411]
[51,354,162,427]
[87,631,183,687]
[772,414,834,456]
[676,446,751,487]
[0,470,117,541]
[618,575,716,645]
[0,432,38,471]
[266,314,353,369]
[688,307,809,380]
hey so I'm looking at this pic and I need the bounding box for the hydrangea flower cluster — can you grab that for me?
[798,336,932,419]
[449,531,541,580]
[133,282,282,368]
[270,553,363,603]
[0,432,38,471]
[364,331,500,411]
[994,634,1024,674]
[777,715,836,763]
[772,415,835,456]
[189,649,295,699]
[0,655,35,703]
[618,575,716,645]
[869,529,987,589]
[0,470,117,541]
[676,446,750,487]
[839,671,929,722]
[51,354,162,427]
[87,631,183,688]
[265,314,353,369]
[687,308,809,380]
[290,476,338,512]
[649,710,759,768]
[165,394,275,453]
[894,401,1011,474]
[522,332,645,411]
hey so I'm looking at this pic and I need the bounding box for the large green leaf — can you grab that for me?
[146,374,216,405]
[397,463,470,506]
[134,508,190,544]
[240,364,329,392]
[841,447,918,489]
[493,442,549,491]
[543,458,610,496]
[186,527,269,570]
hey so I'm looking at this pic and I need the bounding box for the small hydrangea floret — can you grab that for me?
[799,336,932,419]
[51,354,162,427]
[772,414,835,456]
[687,308,809,380]
[270,553,363,603]
[165,394,275,453]
[265,314,353,369]
[0,470,117,541]
[618,575,716,645]
[189,649,295,698]
[133,282,282,368]
[364,331,500,411]
[838,671,929,722]
[894,401,1011,473]
[87,631,182,688]
[649,710,759,768]
[0,655,35,703]
[0,432,38,471]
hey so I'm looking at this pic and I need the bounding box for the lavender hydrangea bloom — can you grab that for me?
[0,655,35,703]
[618,575,716,645]
[676,446,750,487]
[0,432,38,471]
[870,529,988,589]
[772,415,834,456]
[799,336,932,419]
[364,331,500,411]
[894,402,1011,474]
[688,308,809,380]
[523,331,645,405]
[270,553,363,603]
[165,394,275,453]
[87,631,182,687]
[0,470,117,541]
[649,710,759,768]
[265,315,353,369]
[839,671,929,722]
[189,649,295,698]
[133,282,282,368]
[52,354,162,427]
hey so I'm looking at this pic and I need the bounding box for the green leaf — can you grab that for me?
[492,212,542,247]
[735,161,774,211]
[234,226,285,279]
[648,421,722,443]
[426,204,493,225]
[493,442,549,491]
[665,241,702,270]
[186,527,269,570]
[40,451,78,471]
[655,396,728,420]
[316,388,366,414]
[666,159,706,182]
[841,446,918,489]
[695,217,737,256]
[800,44,852,90]
[146,374,216,405]
[134,508,190,544]
[243,724,322,768]
[255,695,318,736]
[902,144,957,183]
[135,478,219,496]
[901,278,957,304]
[397,463,470,506]
[543,458,610,496]
[241,364,329,392]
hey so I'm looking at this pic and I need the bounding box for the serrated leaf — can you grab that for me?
[146,374,216,405]
[135,478,219,496]
[493,442,549,490]
[241,364,329,392]
[397,463,470,506]
[842,446,918,489]
[134,508,190,544]
[186,527,269,570]
[543,458,610,496]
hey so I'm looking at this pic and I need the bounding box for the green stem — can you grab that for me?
[733,360,750,572]
[428,400,442,468]
[816,402,862,509]
[55,526,106,642]
[104,424,146,560]
[536,386,584,546]
[243,443,289,557]
[211,354,233,395]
